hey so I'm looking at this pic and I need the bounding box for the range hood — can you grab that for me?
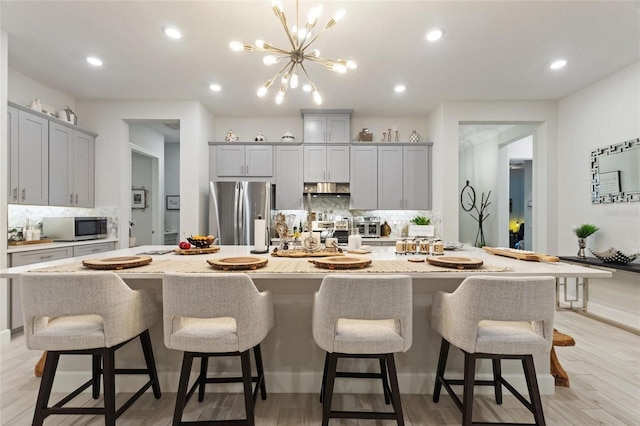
[303,182,350,196]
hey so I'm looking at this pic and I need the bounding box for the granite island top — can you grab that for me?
[0,245,612,280]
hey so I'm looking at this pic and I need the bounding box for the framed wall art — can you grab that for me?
[132,188,147,209]
[166,195,180,210]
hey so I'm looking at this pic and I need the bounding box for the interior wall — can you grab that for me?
[0,31,9,342]
[164,143,180,238]
[7,68,76,115]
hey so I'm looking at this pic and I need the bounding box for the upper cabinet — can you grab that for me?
[7,106,49,205]
[215,144,273,177]
[349,145,378,210]
[303,145,349,182]
[275,145,303,209]
[378,145,432,210]
[7,102,98,207]
[302,112,351,143]
[49,122,95,207]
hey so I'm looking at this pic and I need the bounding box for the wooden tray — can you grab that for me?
[483,247,559,262]
[309,256,372,270]
[82,255,152,270]
[207,256,268,271]
[426,256,483,269]
[174,246,220,255]
[271,249,344,258]
[8,239,54,246]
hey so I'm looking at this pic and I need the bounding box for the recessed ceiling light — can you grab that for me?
[550,59,567,70]
[209,84,221,92]
[163,26,182,40]
[86,56,103,66]
[426,29,444,42]
[395,85,406,93]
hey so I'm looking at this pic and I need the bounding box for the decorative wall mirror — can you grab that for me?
[591,138,640,203]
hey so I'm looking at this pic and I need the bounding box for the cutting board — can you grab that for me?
[309,256,372,270]
[426,256,483,269]
[173,246,220,255]
[8,239,54,246]
[207,256,268,271]
[483,246,559,262]
[82,255,152,270]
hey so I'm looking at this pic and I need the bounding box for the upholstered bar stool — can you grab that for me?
[162,272,273,426]
[431,276,556,426]
[312,274,412,426]
[20,272,162,426]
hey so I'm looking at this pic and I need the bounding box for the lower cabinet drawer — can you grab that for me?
[9,247,74,267]
[73,242,116,257]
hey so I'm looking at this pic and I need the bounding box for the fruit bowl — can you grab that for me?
[187,235,215,248]
[589,247,639,264]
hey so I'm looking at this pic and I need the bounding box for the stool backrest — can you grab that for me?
[431,275,555,353]
[162,272,273,352]
[20,272,158,348]
[313,274,412,352]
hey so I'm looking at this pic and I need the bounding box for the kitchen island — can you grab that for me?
[0,245,611,396]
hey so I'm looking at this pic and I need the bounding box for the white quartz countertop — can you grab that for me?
[6,237,119,254]
[0,244,613,280]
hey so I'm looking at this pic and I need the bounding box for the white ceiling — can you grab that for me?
[1,1,639,117]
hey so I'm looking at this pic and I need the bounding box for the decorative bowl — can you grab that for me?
[187,236,212,248]
[443,241,465,250]
[589,247,639,264]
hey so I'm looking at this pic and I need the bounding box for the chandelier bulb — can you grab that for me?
[263,55,279,66]
[290,72,299,89]
[310,49,320,58]
[281,72,290,84]
[229,41,244,51]
[346,60,357,70]
[312,90,323,105]
[255,39,265,49]
[333,9,346,22]
[307,5,322,27]
[302,84,312,92]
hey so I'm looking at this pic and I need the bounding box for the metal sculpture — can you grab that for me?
[460,180,491,247]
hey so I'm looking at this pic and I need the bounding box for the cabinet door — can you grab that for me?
[48,122,74,206]
[349,146,377,209]
[7,107,18,203]
[377,146,404,209]
[245,145,273,177]
[18,110,49,205]
[326,145,349,182]
[403,145,431,209]
[73,242,115,257]
[303,145,327,181]
[327,114,350,143]
[217,145,246,176]
[73,131,96,207]
[303,114,327,143]
[275,146,303,209]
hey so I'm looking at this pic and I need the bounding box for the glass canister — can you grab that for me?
[419,239,430,254]
[395,239,406,254]
[431,240,444,256]
[405,239,417,253]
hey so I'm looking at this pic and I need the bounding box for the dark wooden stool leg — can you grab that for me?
[523,355,546,426]
[92,354,102,399]
[32,351,60,426]
[462,353,476,426]
[240,350,255,426]
[139,329,161,399]
[433,338,450,402]
[386,353,405,426]
[322,353,338,426]
[319,352,329,403]
[198,356,209,402]
[253,344,267,400]
[379,358,392,404]
[492,358,503,404]
[102,348,116,426]
[173,353,194,426]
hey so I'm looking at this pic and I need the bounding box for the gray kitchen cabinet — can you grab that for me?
[72,241,116,257]
[8,246,74,333]
[49,122,95,207]
[7,107,49,205]
[349,145,378,209]
[303,113,350,143]
[378,145,432,210]
[275,145,303,209]
[216,144,273,177]
[303,145,349,182]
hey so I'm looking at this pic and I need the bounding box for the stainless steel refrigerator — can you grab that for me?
[209,181,272,245]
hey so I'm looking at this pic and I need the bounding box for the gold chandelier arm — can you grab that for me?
[275,10,297,50]
[269,60,294,85]
[298,62,316,90]
[261,44,291,55]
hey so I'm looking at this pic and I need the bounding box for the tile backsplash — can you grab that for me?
[8,205,119,238]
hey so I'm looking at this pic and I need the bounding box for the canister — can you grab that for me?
[431,240,444,255]
[419,239,430,254]
[405,239,417,253]
[395,240,406,254]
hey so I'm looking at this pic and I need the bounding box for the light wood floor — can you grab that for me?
[2,310,639,425]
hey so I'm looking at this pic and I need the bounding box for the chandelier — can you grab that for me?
[229,0,357,105]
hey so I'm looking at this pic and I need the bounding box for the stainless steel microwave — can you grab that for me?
[42,217,108,241]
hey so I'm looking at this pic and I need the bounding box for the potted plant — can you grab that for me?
[573,224,598,258]
[408,216,434,238]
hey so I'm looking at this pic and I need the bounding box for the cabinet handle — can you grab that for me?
[13,188,17,201]
[91,248,101,252]
[246,165,249,175]
[240,165,243,174]
[328,170,331,181]
[70,194,74,204]
[39,255,53,260]
[75,194,78,205]
[21,188,25,201]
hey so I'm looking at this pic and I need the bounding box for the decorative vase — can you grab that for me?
[577,238,587,258]
[409,130,419,143]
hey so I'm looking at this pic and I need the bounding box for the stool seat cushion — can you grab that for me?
[334,318,404,354]
[476,320,548,355]
[30,315,105,350]
[169,317,238,353]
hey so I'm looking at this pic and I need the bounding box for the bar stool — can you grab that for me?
[162,272,273,426]
[431,275,555,426]
[20,272,162,426]
[312,274,412,425]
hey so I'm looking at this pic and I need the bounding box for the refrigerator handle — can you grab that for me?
[236,182,245,245]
